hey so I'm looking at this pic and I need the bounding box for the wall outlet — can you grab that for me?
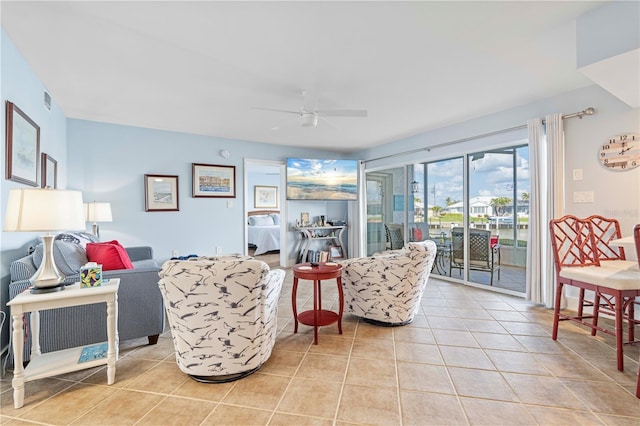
[573,191,594,203]
[172,249,179,257]
[216,246,222,255]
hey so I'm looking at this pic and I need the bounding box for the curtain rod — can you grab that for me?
[364,107,596,164]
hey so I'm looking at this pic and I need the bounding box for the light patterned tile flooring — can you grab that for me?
[1,271,639,425]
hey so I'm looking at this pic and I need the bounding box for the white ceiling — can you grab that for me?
[2,1,605,153]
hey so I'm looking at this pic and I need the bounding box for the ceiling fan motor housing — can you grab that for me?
[300,112,318,127]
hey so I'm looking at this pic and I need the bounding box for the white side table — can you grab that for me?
[7,279,120,409]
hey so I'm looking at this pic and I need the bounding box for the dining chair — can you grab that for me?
[585,215,639,341]
[549,215,640,371]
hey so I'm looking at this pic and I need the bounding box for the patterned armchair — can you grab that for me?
[341,240,437,326]
[158,256,285,383]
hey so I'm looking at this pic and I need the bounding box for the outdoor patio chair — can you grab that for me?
[384,223,404,250]
[449,227,501,285]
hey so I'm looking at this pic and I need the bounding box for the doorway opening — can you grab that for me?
[244,159,286,267]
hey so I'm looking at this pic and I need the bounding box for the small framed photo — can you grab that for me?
[329,246,344,259]
[41,153,57,189]
[300,212,310,226]
[144,174,179,212]
[254,185,278,209]
[5,101,40,186]
[192,163,236,198]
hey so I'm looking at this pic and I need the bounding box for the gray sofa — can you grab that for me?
[8,233,165,364]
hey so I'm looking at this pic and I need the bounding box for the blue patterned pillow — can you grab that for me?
[56,232,99,249]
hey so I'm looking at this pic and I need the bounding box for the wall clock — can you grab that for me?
[599,133,640,171]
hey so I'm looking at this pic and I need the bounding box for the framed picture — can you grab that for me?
[254,185,278,208]
[41,153,57,188]
[5,101,40,186]
[300,212,310,226]
[192,163,236,198]
[144,174,179,212]
[329,246,344,259]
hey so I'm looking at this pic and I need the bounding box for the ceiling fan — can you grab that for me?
[252,95,367,129]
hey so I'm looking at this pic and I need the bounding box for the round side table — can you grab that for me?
[292,262,344,344]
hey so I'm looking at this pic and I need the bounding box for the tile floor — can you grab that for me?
[1,270,639,425]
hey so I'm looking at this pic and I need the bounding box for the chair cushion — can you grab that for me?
[86,240,134,271]
[33,240,88,277]
[560,265,640,291]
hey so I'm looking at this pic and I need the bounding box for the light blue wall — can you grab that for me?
[66,119,344,262]
[1,29,69,350]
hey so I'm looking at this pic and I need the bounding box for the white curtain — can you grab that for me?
[526,118,546,304]
[526,113,564,307]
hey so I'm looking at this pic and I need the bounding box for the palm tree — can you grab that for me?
[521,192,529,202]
[490,197,511,216]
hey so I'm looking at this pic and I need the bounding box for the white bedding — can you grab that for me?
[248,224,280,255]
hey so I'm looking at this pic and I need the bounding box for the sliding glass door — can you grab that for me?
[467,146,528,292]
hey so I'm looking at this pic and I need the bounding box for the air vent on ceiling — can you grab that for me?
[44,91,51,110]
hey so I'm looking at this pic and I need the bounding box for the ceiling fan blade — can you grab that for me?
[252,107,300,115]
[318,116,339,130]
[316,109,368,117]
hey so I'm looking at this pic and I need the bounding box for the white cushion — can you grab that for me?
[598,259,639,272]
[560,265,640,291]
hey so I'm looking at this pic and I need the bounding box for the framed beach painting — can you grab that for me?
[5,101,40,186]
[145,174,179,211]
[192,163,236,198]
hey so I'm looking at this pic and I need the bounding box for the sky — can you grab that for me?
[287,158,358,185]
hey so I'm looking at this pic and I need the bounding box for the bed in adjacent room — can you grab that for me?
[247,210,281,255]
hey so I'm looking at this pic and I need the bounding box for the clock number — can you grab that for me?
[604,159,608,164]
[632,160,638,167]
[620,135,628,141]
[600,152,606,157]
[621,163,627,169]
[603,144,610,150]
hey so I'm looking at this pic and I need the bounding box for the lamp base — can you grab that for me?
[30,284,65,294]
[30,234,65,290]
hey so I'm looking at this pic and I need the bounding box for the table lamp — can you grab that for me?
[4,188,85,293]
[85,201,112,238]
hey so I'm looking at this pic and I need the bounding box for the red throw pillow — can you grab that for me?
[412,228,423,241]
[86,240,134,271]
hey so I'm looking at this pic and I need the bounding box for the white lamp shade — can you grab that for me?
[85,202,113,222]
[4,188,86,232]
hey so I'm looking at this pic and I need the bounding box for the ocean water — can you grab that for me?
[287,182,357,200]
